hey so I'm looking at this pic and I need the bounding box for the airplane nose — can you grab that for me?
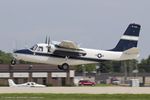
[13,50,17,53]
[14,50,21,54]
[12,50,19,59]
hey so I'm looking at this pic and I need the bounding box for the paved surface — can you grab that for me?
[0,87,150,94]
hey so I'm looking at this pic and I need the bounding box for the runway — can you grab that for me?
[0,87,150,94]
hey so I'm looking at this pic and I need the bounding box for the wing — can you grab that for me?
[57,40,79,50]
[54,40,86,57]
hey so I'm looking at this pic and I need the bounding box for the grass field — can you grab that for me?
[0,94,150,100]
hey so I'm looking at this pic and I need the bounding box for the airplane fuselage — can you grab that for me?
[12,23,141,70]
[13,44,136,66]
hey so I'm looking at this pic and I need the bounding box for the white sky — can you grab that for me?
[0,0,150,60]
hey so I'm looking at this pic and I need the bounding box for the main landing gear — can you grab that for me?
[58,63,71,85]
[58,63,69,71]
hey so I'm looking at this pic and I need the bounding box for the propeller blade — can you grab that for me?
[45,36,48,44]
[48,36,50,46]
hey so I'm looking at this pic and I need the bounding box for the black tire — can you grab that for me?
[11,59,16,65]
[62,63,69,71]
[58,65,63,70]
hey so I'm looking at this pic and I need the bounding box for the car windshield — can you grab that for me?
[80,80,90,82]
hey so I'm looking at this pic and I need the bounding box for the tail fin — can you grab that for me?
[111,23,141,51]
[8,79,16,87]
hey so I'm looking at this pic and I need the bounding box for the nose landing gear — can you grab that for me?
[11,59,16,65]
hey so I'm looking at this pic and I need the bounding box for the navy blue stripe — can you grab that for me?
[15,49,103,62]
[111,40,137,51]
[123,24,140,36]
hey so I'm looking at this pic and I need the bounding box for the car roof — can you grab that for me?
[79,80,90,81]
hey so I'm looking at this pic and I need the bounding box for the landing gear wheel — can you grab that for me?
[62,63,69,71]
[58,63,70,70]
[58,65,63,70]
[11,59,16,65]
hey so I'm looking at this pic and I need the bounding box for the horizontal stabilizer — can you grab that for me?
[123,47,139,55]
[120,47,139,60]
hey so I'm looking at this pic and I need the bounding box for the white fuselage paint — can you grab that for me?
[13,43,139,66]
[121,35,139,41]
[12,23,141,66]
[14,48,122,66]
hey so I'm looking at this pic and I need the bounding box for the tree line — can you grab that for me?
[0,50,13,64]
[75,56,150,73]
[0,50,150,73]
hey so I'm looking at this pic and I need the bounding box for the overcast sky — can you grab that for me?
[0,0,149,60]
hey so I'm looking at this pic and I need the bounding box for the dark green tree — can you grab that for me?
[98,61,113,73]
[0,50,13,64]
[138,55,150,72]
[75,64,96,73]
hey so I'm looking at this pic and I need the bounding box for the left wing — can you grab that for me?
[56,40,79,50]
[54,40,86,57]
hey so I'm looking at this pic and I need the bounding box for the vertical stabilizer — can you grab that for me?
[8,79,16,87]
[111,23,141,51]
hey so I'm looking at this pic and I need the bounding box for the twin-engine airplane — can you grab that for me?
[11,23,141,70]
[8,79,46,87]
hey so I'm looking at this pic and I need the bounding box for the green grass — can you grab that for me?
[0,94,150,100]
[78,84,116,87]
[95,84,116,87]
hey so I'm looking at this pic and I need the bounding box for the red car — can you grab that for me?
[78,80,96,86]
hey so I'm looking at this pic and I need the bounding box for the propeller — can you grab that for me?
[46,36,51,52]
[48,36,50,46]
[45,35,51,45]
[45,36,48,44]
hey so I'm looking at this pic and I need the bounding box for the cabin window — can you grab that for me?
[37,46,43,52]
[47,46,51,52]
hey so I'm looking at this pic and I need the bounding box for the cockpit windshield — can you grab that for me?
[30,45,44,52]
[30,45,38,51]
